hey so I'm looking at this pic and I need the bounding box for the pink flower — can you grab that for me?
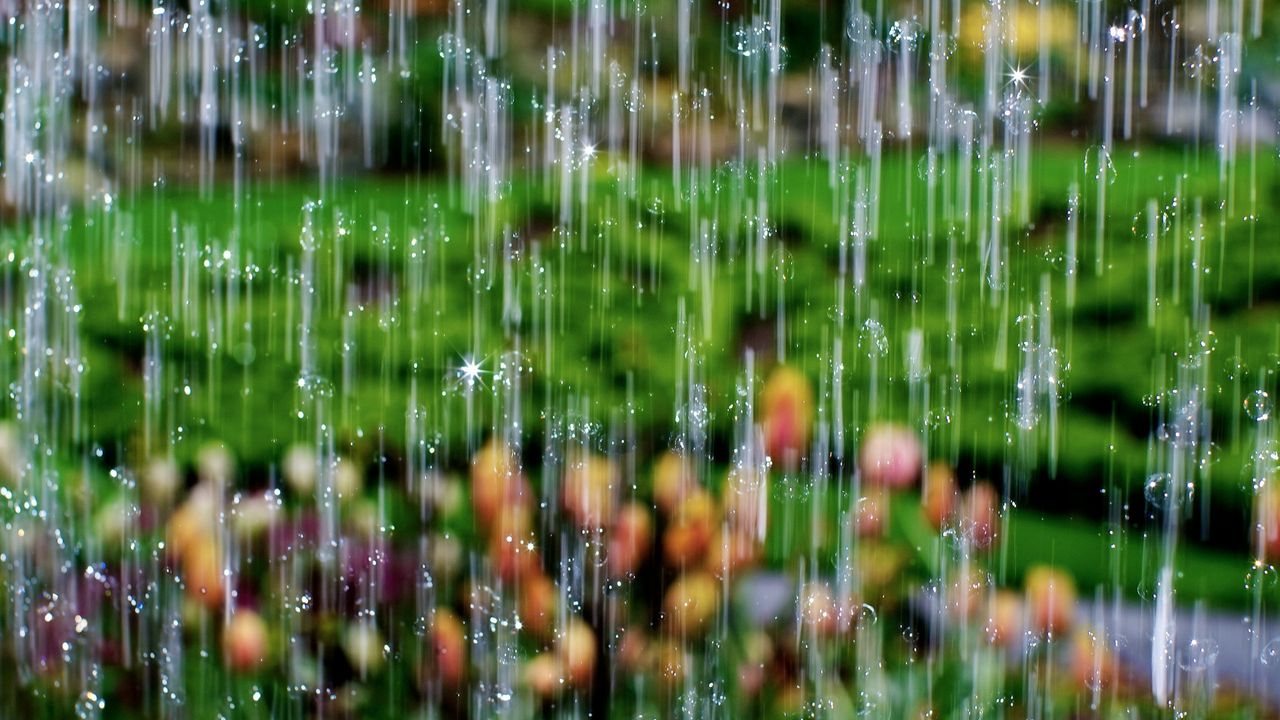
[859,423,922,489]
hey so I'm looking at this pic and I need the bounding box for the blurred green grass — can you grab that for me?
[6,141,1273,592]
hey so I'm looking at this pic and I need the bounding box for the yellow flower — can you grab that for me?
[960,3,1078,58]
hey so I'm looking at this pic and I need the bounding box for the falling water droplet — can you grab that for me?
[1245,390,1272,421]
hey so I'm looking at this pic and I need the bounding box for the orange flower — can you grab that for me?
[663,489,716,567]
[959,481,1000,549]
[922,463,958,529]
[1025,566,1076,636]
[524,652,561,698]
[470,439,529,527]
[652,451,696,518]
[663,571,719,637]
[223,610,268,672]
[609,502,653,577]
[558,618,597,687]
[430,609,468,687]
[562,452,617,531]
[519,573,558,640]
[759,366,814,470]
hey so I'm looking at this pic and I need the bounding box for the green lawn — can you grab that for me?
[14,142,1272,544]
